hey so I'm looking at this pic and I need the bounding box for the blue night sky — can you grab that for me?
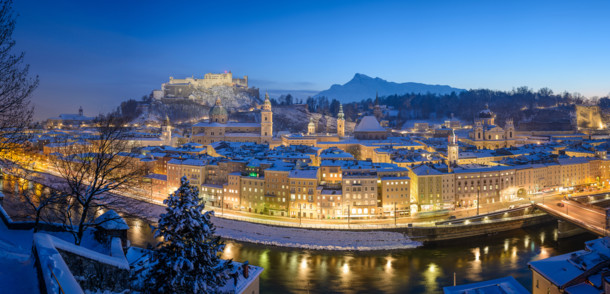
[12,0,610,120]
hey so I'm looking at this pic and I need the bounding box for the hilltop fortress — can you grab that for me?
[153,72,251,100]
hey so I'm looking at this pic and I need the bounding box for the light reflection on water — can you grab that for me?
[0,176,600,293]
[215,226,598,294]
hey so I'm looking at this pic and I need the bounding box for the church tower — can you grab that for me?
[261,92,273,143]
[373,91,382,120]
[307,117,316,135]
[337,104,345,137]
[162,115,172,146]
[447,129,459,172]
[448,130,459,164]
[505,118,514,140]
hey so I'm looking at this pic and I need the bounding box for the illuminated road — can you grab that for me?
[534,196,609,236]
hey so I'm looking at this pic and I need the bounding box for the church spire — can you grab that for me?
[338,104,344,120]
[263,91,272,111]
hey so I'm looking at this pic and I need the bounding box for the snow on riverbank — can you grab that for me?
[104,195,421,250]
[212,216,421,251]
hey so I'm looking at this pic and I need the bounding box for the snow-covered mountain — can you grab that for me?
[315,73,465,103]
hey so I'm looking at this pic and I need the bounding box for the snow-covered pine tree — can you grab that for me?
[145,176,234,293]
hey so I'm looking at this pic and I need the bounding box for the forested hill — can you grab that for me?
[324,87,607,131]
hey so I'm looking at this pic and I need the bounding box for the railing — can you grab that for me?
[49,264,66,294]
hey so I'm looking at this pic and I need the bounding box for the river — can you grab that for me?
[0,176,597,293]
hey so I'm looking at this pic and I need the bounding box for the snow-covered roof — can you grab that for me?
[354,116,385,132]
[412,164,444,176]
[443,276,529,294]
[529,237,610,288]
[193,122,260,128]
[289,169,318,179]
[95,210,129,230]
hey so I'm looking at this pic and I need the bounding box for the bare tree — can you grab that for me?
[52,115,148,245]
[0,0,37,157]
[20,185,65,232]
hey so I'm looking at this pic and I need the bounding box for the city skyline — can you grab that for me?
[12,0,610,120]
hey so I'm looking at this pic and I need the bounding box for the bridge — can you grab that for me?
[534,198,610,237]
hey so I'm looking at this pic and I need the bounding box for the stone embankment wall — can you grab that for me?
[402,206,555,243]
[404,214,554,243]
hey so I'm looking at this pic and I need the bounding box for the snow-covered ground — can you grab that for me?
[90,192,421,250]
[0,221,39,293]
[212,216,420,251]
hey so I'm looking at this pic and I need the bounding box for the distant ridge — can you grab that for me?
[314,73,465,103]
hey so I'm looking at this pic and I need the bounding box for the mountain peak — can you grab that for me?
[315,74,465,103]
[352,73,372,80]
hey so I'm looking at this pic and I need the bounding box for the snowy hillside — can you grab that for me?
[273,104,356,133]
[188,85,260,109]
[315,73,464,103]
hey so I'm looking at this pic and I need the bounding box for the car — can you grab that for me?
[448,215,457,220]
[557,202,565,207]
[508,205,515,209]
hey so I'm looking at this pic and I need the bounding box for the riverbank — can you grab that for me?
[212,215,420,251]
[1,172,559,250]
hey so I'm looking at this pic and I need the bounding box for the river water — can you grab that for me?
[0,176,597,293]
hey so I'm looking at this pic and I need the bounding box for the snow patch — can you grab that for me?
[212,216,421,251]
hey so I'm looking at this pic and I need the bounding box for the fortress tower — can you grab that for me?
[337,104,345,137]
[261,92,273,143]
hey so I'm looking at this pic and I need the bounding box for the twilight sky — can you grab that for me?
[12,0,610,120]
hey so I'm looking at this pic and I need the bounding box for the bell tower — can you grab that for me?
[337,104,345,137]
[505,118,514,139]
[162,115,172,146]
[261,92,273,143]
[307,117,316,135]
[448,130,459,165]
[447,130,459,172]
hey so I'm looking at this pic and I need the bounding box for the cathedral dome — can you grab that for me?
[209,98,227,116]
[478,104,495,119]
[209,98,228,123]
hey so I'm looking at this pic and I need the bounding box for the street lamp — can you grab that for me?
[394,202,397,227]
[477,185,480,216]
[347,204,350,228]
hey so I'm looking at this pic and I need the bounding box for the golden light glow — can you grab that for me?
[428,263,437,273]
[342,263,349,274]
[472,247,481,262]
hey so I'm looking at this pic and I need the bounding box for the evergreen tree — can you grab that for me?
[146,177,234,293]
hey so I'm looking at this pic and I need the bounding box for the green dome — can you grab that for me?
[209,105,228,116]
[209,98,228,118]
